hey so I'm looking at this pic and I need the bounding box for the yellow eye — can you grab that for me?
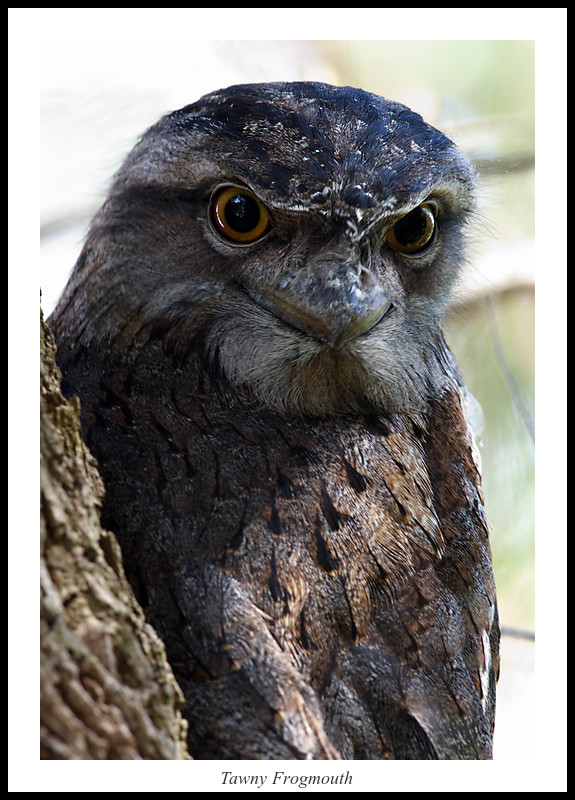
[210,185,270,244]
[387,203,437,255]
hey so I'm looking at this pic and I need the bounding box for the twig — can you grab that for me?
[483,294,535,443]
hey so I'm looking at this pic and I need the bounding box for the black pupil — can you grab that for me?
[394,207,429,246]
[225,194,261,233]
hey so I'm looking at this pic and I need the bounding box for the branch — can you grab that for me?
[40,311,190,759]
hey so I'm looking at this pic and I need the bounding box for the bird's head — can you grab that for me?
[50,82,476,416]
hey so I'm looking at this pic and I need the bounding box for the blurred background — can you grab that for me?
[39,33,535,760]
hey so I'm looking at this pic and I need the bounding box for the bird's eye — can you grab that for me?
[210,185,270,244]
[387,203,437,255]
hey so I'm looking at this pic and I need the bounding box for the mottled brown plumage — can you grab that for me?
[49,82,499,759]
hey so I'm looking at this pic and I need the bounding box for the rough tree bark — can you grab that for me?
[40,312,190,759]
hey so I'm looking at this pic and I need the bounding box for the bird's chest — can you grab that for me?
[172,411,446,667]
[82,358,490,706]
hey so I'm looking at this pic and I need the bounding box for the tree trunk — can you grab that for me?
[40,312,190,759]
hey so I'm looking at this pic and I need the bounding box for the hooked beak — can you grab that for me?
[245,264,391,349]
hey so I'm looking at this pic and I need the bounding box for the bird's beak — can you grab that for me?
[246,263,392,349]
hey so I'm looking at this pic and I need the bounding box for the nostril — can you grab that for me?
[356,265,374,290]
[357,265,370,282]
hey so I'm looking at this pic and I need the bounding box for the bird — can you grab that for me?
[48,81,500,760]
